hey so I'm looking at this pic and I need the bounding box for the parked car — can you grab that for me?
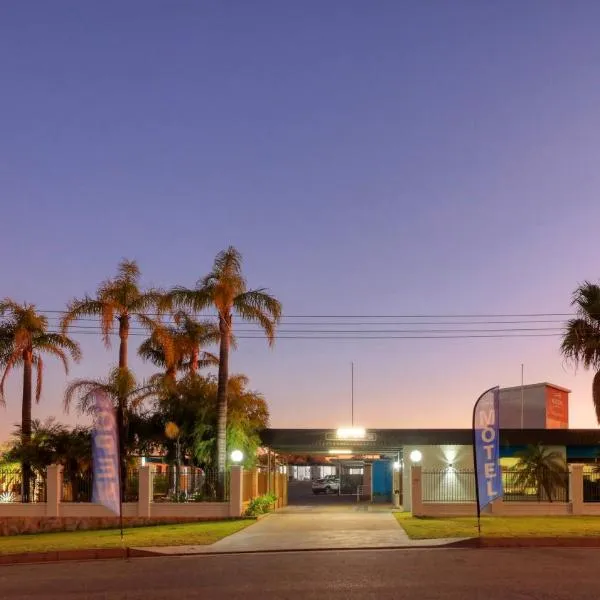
[312,475,340,494]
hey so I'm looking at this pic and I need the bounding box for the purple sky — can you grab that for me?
[2,1,600,441]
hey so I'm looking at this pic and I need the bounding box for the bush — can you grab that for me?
[245,493,277,517]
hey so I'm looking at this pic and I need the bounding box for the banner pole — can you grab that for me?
[472,398,482,536]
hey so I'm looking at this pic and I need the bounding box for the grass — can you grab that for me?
[395,514,600,540]
[0,520,253,555]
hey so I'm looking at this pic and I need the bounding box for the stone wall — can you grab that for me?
[0,515,229,537]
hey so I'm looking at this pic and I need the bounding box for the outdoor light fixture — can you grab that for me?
[409,450,422,463]
[230,450,244,463]
[393,460,401,471]
[328,449,352,455]
[335,427,366,440]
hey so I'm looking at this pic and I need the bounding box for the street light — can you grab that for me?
[230,450,244,463]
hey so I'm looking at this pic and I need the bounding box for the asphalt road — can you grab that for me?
[1,548,599,599]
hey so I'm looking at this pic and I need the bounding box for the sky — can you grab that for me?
[2,1,600,441]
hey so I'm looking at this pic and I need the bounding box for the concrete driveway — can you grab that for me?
[143,504,461,555]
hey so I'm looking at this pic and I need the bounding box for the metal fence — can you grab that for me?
[502,469,569,502]
[62,471,93,502]
[152,466,229,502]
[421,469,476,503]
[61,469,139,502]
[0,468,47,503]
[583,466,600,502]
[421,468,570,503]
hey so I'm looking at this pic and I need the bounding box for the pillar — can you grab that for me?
[138,465,152,517]
[570,464,584,515]
[46,464,62,517]
[229,465,244,517]
[411,465,423,516]
[363,463,373,502]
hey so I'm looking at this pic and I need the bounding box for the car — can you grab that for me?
[312,475,340,494]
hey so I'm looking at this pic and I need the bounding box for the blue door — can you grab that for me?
[372,460,393,502]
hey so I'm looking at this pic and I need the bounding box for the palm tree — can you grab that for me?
[138,312,219,385]
[561,282,600,423]
[512,443,568,502]
[171,247,282,495]
[64,367,156,501]
[0,300,81,501]
[60,259,165,491]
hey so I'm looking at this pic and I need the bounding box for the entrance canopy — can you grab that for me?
[260,428,600,457]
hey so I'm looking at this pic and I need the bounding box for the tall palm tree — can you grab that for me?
[60,259,164,490]
[561,281,600,422]
[512,443,568,502]
[0,300,81,501]
[171,246,281,494]
[138,312,219,385]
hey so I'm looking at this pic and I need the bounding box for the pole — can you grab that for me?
[472,401,481,536]
[351,362,354,427]
[520,364,524,429]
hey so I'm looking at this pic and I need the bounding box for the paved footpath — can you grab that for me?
[139,505,463,554]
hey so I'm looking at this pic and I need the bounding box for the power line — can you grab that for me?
[53,325,565,334]
[37,309,574,318]
[45,329,563,340]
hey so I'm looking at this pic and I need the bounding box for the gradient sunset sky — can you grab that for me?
[2,1,600,440]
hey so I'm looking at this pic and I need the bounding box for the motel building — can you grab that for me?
[261,382,600,510]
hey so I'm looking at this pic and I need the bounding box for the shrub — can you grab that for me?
[245,493,277,517]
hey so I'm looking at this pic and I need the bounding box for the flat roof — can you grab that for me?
[500,382,571,394]
[261,428,600,453]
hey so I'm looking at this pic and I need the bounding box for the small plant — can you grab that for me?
[245,493,277,517]
[0,491,15,503]
[168,491,189,503]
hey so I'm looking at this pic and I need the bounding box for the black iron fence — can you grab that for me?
[583,467,600,502]
[421,469,476,503]
[61,469,140,502]
[421,468,570,503]
[61,471,93,502]
[0,468,47,503]
[152,466,228,502]
[502,469,569,502]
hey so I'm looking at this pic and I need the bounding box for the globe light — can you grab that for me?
[409,450,422,463]
[230,450,244,463]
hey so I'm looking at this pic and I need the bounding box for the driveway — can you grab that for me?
[142,504,461,554]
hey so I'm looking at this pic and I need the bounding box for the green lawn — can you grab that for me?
[0,520,253,555]
[395,513,600,540]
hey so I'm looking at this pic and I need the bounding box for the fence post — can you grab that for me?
[46,464,62,517]
[411,465,424,516]
[570,464,584,515]
[229,466,244,518]
[250,468,259,498]
[363,463,373,502]
[138,466,152,518]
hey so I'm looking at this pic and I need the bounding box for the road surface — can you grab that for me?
[1,548,597,599]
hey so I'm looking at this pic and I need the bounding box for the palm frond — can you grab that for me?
[169,287,212,312]
[561,318,600,370]
[35,333,82,363]
[63,378,111,414]
[35,355,43,402]
[233,289,282,345]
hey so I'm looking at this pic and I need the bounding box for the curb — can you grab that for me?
[4,537,600,565]
[0,547,157,566]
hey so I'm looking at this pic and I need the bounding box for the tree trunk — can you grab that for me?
[21,350,33,503]
[216,314,230,499]
[593,370,600,425]
[191,348,199,373]
[117,315,130,502]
